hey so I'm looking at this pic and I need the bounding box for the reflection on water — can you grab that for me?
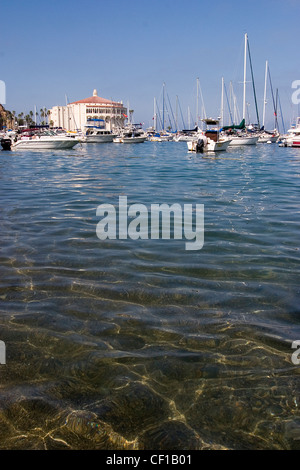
[0,142,300,449]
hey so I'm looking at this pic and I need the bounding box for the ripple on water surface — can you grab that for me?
[0,143,300,449]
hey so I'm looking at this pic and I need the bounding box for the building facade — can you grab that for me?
[49,89,127,132]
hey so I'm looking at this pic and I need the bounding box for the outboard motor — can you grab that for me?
[1,138,12,151]
[196,138,204,153]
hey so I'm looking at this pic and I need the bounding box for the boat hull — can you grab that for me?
[121,136,147,143]
[228,136,259,146]
[85,135,115,143]
[187,139,231,152]
[12,138,79,150]
[286,139,300,147]
[258,135,278,143]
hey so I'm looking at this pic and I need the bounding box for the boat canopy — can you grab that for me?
[202,118,219,126]
[181,126,198,133]
[221,119,245,131]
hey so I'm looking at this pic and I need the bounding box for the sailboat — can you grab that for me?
[225,33,259,147]
[258,60,280,143]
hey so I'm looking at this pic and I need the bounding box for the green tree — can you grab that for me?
[17,112,24,127]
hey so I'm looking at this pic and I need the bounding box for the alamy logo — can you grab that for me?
[0,80,5,105]
[292,80,300,105]
[96,196,204,251]
[0,341,6,364]
[291,340,300,365]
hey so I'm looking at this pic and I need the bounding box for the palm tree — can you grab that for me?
[40,107,48,126]
[17,112,24,127]
[25,113,35,127]
[5,111,13,129]
[40,108,45,124]
[11,110,16,129]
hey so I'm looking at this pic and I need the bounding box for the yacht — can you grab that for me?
[113,124,147,143]
[84,118,116,143]
[11,129,79,150]
[280,117,300,147]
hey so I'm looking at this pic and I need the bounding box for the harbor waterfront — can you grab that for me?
[0,141,300,450]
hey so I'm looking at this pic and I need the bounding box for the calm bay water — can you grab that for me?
[0,141,299,450]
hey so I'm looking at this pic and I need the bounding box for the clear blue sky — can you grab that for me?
[1,0,300,131]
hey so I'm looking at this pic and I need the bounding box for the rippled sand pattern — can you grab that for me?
[0,143,299,449]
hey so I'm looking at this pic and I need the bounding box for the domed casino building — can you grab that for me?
[49,89,127,132]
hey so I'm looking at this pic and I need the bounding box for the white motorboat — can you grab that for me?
[65,130,87,142]
[148,134,163,142]
[148,132,173,142]
[113,136,123,143]
[188,135,231,152]
[114,124,147,143]
[122,135,147,143]
[187,118,231,152]
[280,117,300,147]
[84,118,116,143]
[11,130,79,150]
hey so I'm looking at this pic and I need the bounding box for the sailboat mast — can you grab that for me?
[247,36,260,128]
[221,77,224,128]
[268,67,278,130]
[262,60,268,128]
[275,88,279,130]
[196,78,199,128]
[198,79,206,129]
[162,82,165,131]
[65,95,69,131]
[243,33,248,122]
[175,95,178,131]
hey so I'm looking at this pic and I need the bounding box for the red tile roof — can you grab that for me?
[70,95,122,107]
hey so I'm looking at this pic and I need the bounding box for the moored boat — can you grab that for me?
[84,118,116,143]
[280,117,300,147]
[228,134,259,146]
[11,129,79,150]
[1,138,12,150]
[258,130,279,143]
[114,123,147,143]
[187,118,231,152]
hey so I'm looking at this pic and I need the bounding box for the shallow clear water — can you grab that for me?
[0,141,299,450]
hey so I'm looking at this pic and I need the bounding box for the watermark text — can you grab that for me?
[0,341,6,364]
[291,340,300,365]
[96,197,204,251]
[0,80,5,105]
[292,80,300,105]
